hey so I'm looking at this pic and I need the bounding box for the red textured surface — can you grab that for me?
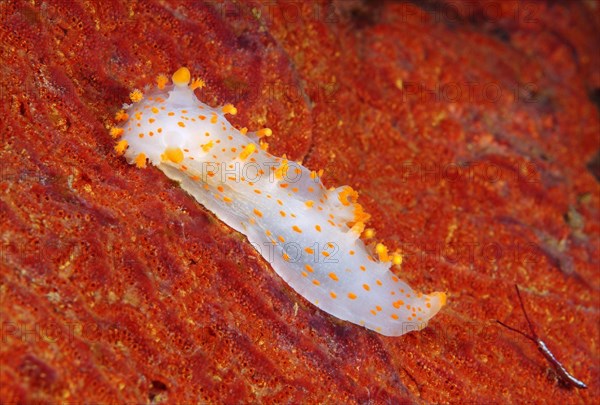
[1,0,599,403]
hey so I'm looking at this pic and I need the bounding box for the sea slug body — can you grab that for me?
[110,67,446,336]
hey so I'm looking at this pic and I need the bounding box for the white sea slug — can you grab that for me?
[109,67,446,336]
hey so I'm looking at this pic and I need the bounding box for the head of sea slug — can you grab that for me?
[110,67,207,168]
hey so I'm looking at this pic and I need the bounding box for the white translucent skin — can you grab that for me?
[118,82,445,336]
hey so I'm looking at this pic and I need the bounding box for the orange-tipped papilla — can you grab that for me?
[172,67,191,87]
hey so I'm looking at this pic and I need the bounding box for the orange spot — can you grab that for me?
[156,74,168,89]
[163,148,184,163]
[222,104,237,115]
[114,110,128,121]
[330,292,337,299]
[190,78,205,90]
[391,314,399,320]
[305,264,314,273]
[315,225,322,232]
[337,186,359,206]
[363,228,375,239]
[304,247,314,254]
[109,127,124,138]
[375,243,390,262]
[292,225,302,233]
[253,208,263,217]
[312,279,320,286]
[347,293,357,300]
[172,67,191,86]
[257,128,272,137]
[114,140,128,155]
[239,144,256,160]
[129,89,143,103]
[362,284,370,291]
[328,273,339,281]
[275,160,289,180]
[134,153,146,168]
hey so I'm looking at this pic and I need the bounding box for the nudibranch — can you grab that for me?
[109,67,446,336]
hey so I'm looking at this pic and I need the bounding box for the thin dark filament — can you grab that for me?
[514,284,538,339]
[496,320,535,342]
